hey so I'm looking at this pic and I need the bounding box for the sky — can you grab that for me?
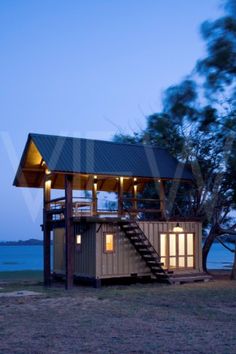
[0,0,223,241]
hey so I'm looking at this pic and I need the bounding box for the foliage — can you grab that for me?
[113,0,236,273]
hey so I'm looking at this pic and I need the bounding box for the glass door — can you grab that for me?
[160,233,195,269]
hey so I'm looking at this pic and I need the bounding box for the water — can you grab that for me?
[207,242,234,269]
[0,243,234,271]
[0,246,52,271]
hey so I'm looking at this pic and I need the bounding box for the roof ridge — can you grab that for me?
[29,132,167,151]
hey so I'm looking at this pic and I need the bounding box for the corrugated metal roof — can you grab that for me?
[30,134,192,179]
[26,133,193,180]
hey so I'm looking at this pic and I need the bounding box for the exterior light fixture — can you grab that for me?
[42,161,51,175]
[45,168,51,175]
[173,223,183,233]
[94,176,98,184]
[134,178,138,186]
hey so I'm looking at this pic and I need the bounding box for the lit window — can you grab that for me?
[76,234,81,245]
[76,234,81,251]
[104,233,115,253]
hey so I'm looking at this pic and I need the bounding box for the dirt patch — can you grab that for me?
[0,290,42,298]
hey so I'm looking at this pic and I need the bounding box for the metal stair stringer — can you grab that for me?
[118,220,172,284]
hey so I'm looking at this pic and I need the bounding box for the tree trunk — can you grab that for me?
[230,241,236,280]
[202,224,219,272]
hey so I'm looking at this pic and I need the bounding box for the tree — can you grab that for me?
[113,0,236,276]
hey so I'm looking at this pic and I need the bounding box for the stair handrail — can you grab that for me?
[119,205,171,283]
[121,205,163,263]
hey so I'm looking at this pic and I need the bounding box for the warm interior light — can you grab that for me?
[45,179,51,189]
[76,234,81,245]
[105,233,114,252]
[173,223,184,233]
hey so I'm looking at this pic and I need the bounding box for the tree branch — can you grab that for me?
[216,236,235,253]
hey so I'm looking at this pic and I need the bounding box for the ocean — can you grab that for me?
[0,245,52,271]
[0,243,234,271]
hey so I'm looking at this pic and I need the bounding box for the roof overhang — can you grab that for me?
[13,133,194,191]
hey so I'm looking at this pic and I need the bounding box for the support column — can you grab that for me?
[65,175,74,289]
[43,177,51,287]
[159,180,166,219]
[118,177,124,216]
[92,175,97,216]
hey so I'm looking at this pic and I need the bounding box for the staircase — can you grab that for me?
[118,220,172,284]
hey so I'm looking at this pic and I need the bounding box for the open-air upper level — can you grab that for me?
[13,133,195,221]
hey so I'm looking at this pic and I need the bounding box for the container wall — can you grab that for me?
[96,221,203,279]
[53,220,203,280]
[53,224,96,278]
[53,228,65,274]
[95,223,150,278]
[74,223,96,277]
[138,221,202,272]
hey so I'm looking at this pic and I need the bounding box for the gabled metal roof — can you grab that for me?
[13,133,193,188]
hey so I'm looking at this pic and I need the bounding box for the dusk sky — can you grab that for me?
[0,0,222,240]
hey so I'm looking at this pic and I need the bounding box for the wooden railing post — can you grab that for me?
[65,175,74,289]
[133,178,138,214]
[118,177,124,216]
[43,177,51,287]
[92,175,97,216]
[159,180,166,219]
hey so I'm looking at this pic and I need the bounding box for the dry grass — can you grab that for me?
[0,275,235,353]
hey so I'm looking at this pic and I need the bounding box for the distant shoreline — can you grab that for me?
[0,239,44,246]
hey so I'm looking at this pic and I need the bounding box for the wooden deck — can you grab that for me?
[169,272,212,285]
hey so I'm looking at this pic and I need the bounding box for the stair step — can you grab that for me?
[125,230,142,235]
[124,228,139,232]
[138,247,153,252]
[151,267,166,273]
[154,273,169,278]
[142,256,158,261]
[150,268,165,273]
[145,259,159,263]
[138,250,154,255]
[129,235,145,240]
[134,242,150,247]
[119,220,170,284]
[147,263,164,268]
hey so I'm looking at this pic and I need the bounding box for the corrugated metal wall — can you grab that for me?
[53,221,202,280]
[53,228,65,273]
[138,221,202,272]
[95,221,202,279]
[53,224,96,278]
[74,223,96,277]
[95,223,150,278]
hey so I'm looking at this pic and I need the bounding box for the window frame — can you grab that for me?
[75,234,82,252]
[103,232,116,253]
[159,232,195,270]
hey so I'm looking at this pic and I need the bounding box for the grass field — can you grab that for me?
[0,270,43,282]
[0,272,235,354]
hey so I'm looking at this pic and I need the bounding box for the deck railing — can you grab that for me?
[45,196,195,220]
